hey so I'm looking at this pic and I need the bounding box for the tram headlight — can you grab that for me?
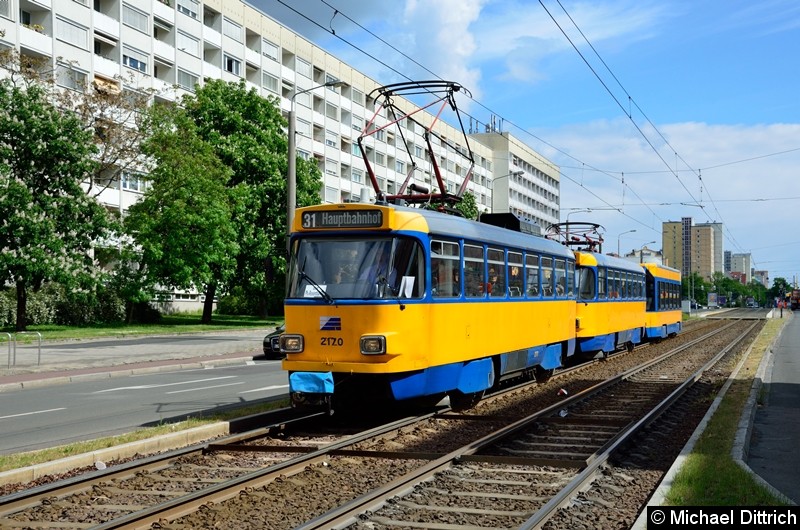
[360,336,386,355]
[280,334,304,353]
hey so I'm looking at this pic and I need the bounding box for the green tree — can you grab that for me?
[0,72,115,330]
[768,277,793,304]
[181,80,321,316]
[682,272,710,305]
[454,191,479,220]
[125,104,238,324]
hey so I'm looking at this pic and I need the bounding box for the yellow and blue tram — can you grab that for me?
[280,202,577,411]
[574,251,647,356]
[642,262,682,339]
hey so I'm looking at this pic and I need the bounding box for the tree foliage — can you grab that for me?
[454,191,479,220]
[0,65,115,330]
[125,103,238,323]
[179,80,322,316]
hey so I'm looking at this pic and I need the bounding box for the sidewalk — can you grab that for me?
[0,329,267,392]
[744,310,800,504]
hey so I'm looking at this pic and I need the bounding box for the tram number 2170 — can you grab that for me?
[321,337,344,346]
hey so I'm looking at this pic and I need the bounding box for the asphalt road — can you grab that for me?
[0,359,288,455]
[0,329,288,455]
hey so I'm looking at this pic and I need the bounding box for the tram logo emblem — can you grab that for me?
[320,316,342,331]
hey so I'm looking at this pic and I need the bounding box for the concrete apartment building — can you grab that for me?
[730,253,752,285]
[1,0,561,233]
[662,217,720,282]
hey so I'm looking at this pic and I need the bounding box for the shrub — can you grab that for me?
[217,286,259,316]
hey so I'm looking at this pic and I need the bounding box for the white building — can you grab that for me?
[2,0,562,278]
[731,253,752,284]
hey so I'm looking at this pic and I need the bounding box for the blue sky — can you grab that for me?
[248,0,800,286]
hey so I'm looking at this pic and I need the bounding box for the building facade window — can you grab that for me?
[325,129,337,147]
[325,158,338,176]
[222,18,242,42]
[122,3,149,33]
[296,57,311,78]
[223,54,241,76]
[262,72,279,93]
[295,118,311,137]
[56,17,88,49]
[122,171,148,192]
[325,186,339,203]
[122,45,148,74]
[176,31,200,56]
[262,39,278,61]
[56,64,87,90]
[177,69,199,91]
[177,0,199,18]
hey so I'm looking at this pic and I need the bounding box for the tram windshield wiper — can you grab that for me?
[299,264,335,305]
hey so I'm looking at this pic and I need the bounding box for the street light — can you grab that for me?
[287,79,348,250]
[617,229,636,256]
[490,170,523,212]
[639,240,656,263]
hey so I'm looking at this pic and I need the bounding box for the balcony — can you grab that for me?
[245,46,260,68]
[202,26,221,48]
[153,40,174,65]
[203,62,221,81]
[93,11,119,40]
[153,1,175,25]
[19,25,52,56]
[93,54,119,78]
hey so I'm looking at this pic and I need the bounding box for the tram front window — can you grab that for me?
[288,236,424,299]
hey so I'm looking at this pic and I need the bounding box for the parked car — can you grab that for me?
[262,324,285,359]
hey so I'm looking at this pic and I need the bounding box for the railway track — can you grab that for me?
[0,318,757,529]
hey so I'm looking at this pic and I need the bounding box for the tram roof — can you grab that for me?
[641,262,681,281]
[574,250,648,274]
[398,204,574,258]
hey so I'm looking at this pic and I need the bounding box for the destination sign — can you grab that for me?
[301,209,384,229]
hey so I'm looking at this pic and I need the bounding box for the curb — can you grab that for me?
[0,423,231,487]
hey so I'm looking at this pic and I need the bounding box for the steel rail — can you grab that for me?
[292,320,749,529]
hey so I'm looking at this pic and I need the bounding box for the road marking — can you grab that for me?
[0,407,66,420]
[239,385,289,394]
[165,382,246,394]
[93,376,238,393]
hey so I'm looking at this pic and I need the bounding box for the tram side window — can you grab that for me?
[620,272,628,299]
[542,256,554,297]
[488,248,505,298]
[508,251,523,298]
[554,259,566,296]
[431,240,460,298]
[598,267,607,299]
[606,270,616,299]
[526,254,540,297]
[464,244,485,298]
